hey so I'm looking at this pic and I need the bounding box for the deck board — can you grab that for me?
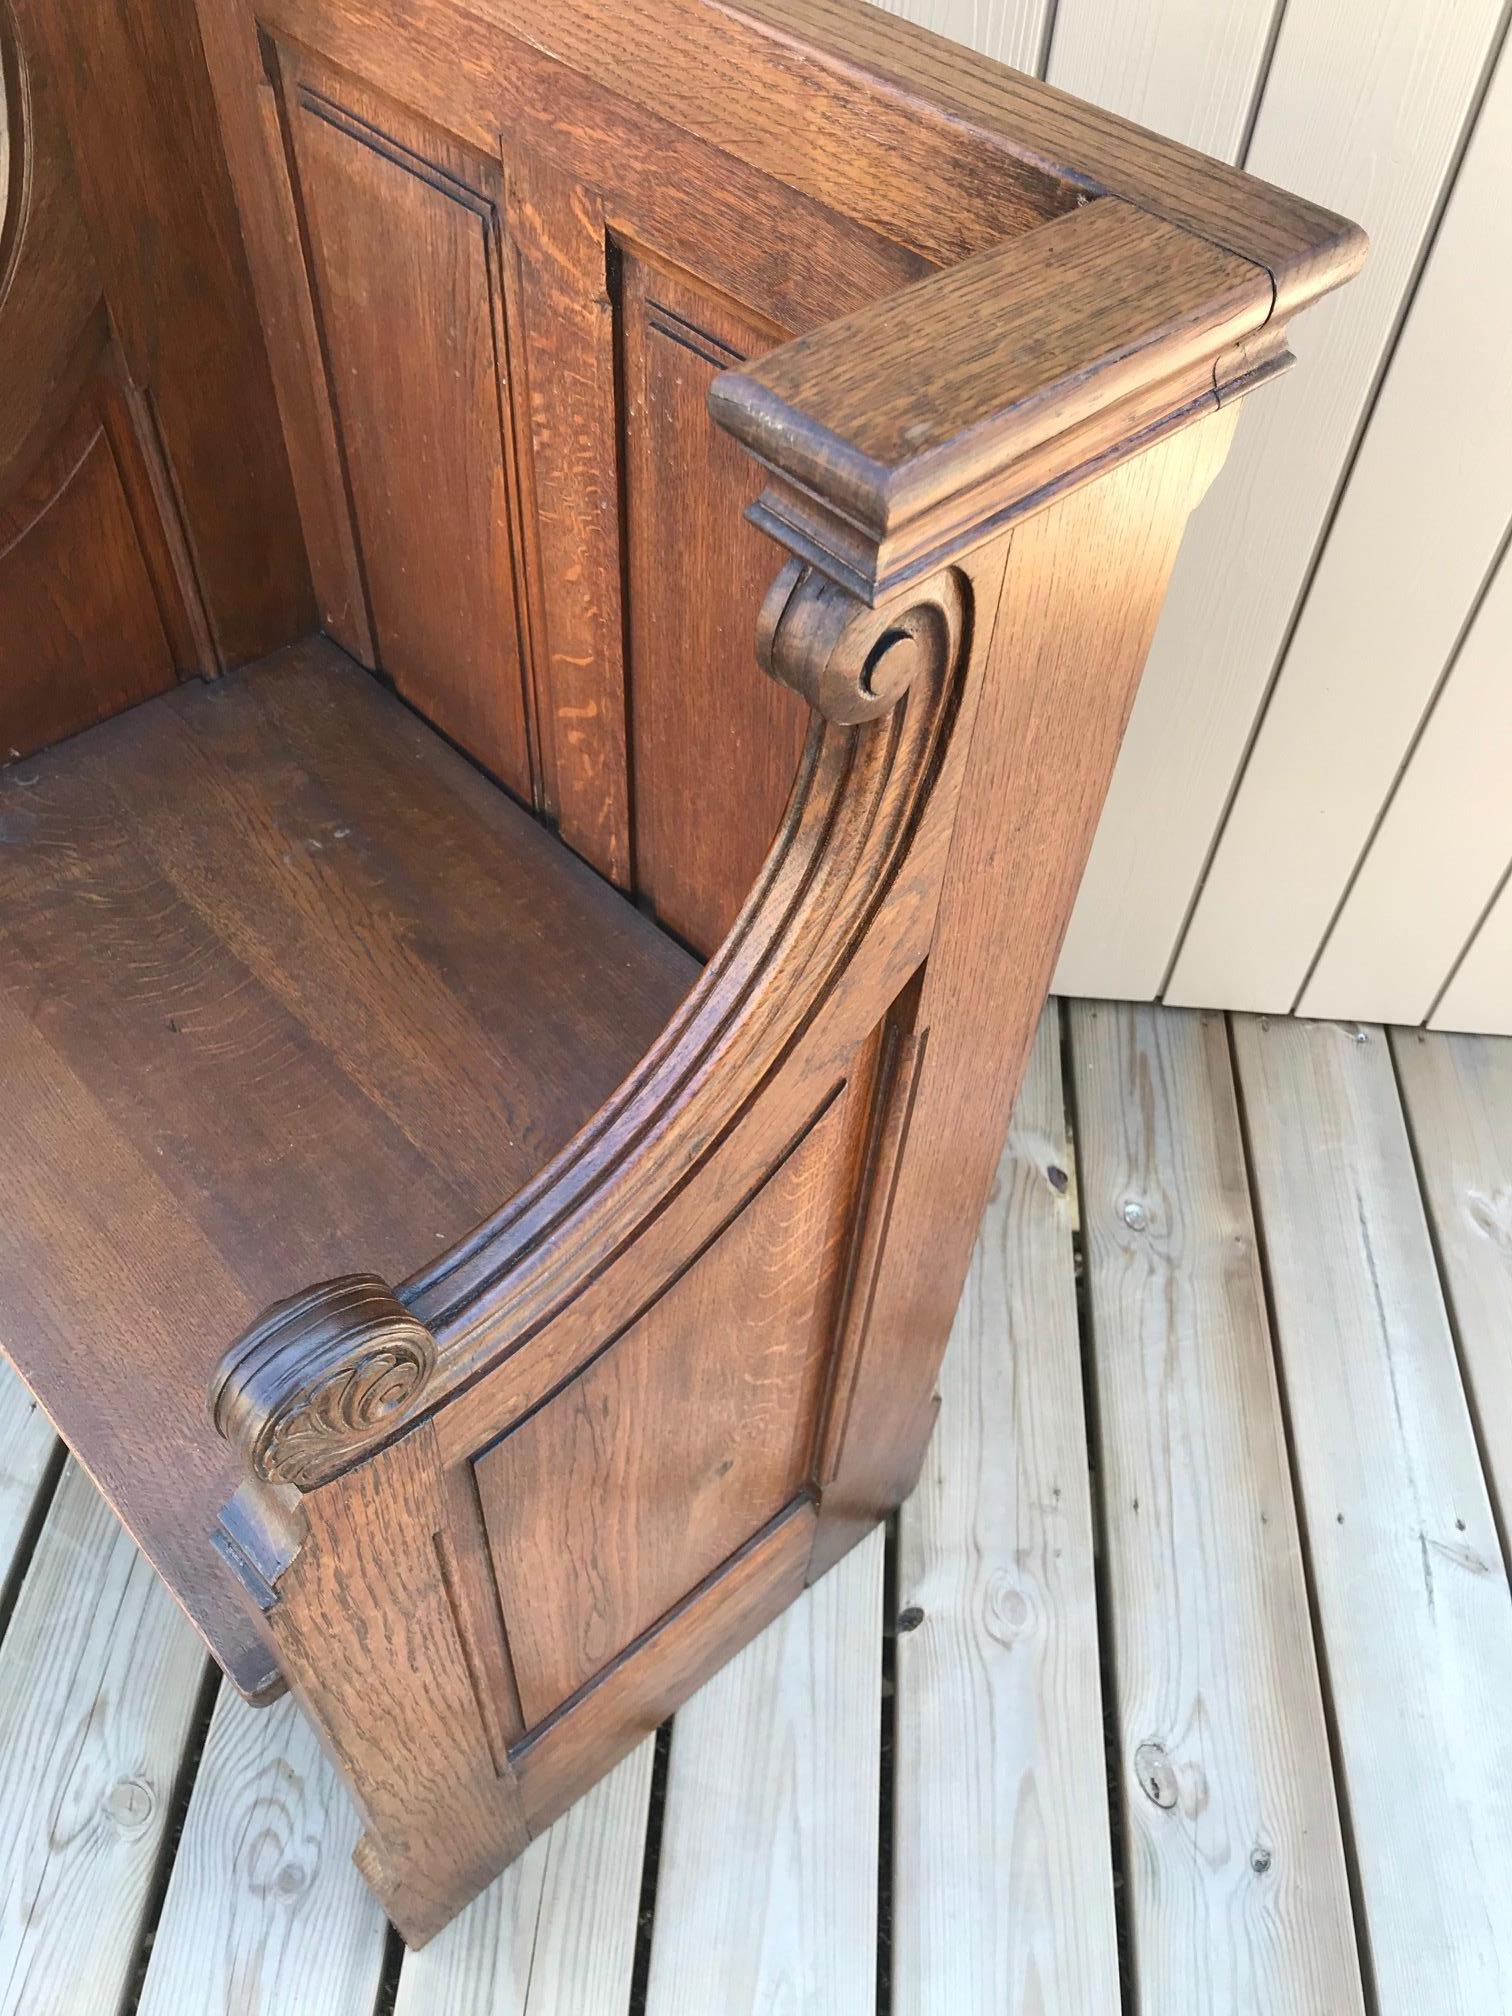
[1232,1013,1512,2015]
[1070,1002,1362,2014]
[893,1007,1119,2014]
[0,1463,207,2016]
[135,1685,387,2016]
[0,1362,55,1607]
[643,1526,883,2016]
[1392,1025,1512,1548]
[393,1741,653,2016]
[1,1006,1510,2012]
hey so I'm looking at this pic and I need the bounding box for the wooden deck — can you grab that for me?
[2,1002,1511,2015]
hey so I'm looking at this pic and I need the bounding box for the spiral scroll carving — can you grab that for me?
[212,1274,437,1491]
[755,558,964,726]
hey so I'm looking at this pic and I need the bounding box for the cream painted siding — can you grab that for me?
[876,0,1512,1035]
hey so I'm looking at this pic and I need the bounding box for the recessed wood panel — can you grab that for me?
[0,401,177,762]
[283,63,533,798]
[475,1085,866,1730]
[619,253,808,955]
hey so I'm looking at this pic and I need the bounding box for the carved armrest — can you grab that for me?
[710,194,1363,605]
[210,192,1363,1536]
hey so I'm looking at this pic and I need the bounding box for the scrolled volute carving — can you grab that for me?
[212,1274,437,1491]
[756,558,963,726]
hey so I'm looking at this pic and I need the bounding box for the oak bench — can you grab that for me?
[0,0,1363,1942]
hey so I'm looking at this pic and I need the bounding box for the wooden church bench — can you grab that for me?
[0,0,1363,1943]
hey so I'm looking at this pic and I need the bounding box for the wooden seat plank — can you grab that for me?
[643,1526,883,2016]
[394,1741,653,2015]
[0,1464,207,2016]
[1392,1027,1512,1545]
[135,1685,387,2016]
[893,1007,1119,2014]
[1233,1014,1512,2015]
[0,638,694,1687]
[1071,1002,1362,2015]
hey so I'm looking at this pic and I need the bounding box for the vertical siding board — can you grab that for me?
[1054,0,1507,1006]
[1232,1015,1512,2012]
[871,0,1051,74]
[1046,0,1280,160]
[1429,872,1512,1036]
[1170,28,1512,1014]
[1299,530,1512,1026]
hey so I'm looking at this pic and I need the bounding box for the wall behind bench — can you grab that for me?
[882,0,1512,1035]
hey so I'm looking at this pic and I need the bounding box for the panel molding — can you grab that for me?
[274,42,540,798]
[474,1075,862,1728]
[617,244,806,951]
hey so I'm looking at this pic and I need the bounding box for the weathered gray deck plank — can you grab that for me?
[0,1463,206,2016]
[1,1010,1509,2014]
[643,1526,883,2016]
[136,1684,387,2016]
[394,1740,653,2016]
[0,1360,56,1604]
[1233,1013,1512,2015]
[1071,1002,1362,2014]
[893,1006,1119,2015]
[1392,1025,1512,1549]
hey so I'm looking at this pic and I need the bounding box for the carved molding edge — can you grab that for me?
[756,557,961,725]
[212,1273,438,1492]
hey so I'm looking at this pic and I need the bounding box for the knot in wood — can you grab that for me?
[212,1274,437,1491]
[755,558,960,726]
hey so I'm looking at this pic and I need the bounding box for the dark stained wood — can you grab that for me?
[498,151,629,884]
[262,1421,532,1948]
[511,1496,818,1838]
[475,1080,862,1728]
[7,0,1366,1950]
[0,636,693,1685]
[812,408,1241,1579]
[279,53,536,799]
[231,0,1363,294]
[0,9,204,752]
[712,197,1276,597]
[0,370,178,760]
[19,0,310,668]
[620,253,807,952]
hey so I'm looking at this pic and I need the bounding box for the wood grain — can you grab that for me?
[620,251,806,952]
[1392,1026,1512,1545]
[282,57,535,797]
[893,1007,1119,2015]
[394,1741,653,2015]
[1073,1002,1361,2014]
[815,413,1237,1579]
[0,1361,56,1611]
[0,636,691,1684]
[1233,1013,1512,2014]
[477,1087,859,1728]
[136,1685,388,2016]
[22,0,309,667]
[0,385,177,759]
[0,1464,207,2016]
[512,1499,817,1839]
[714,198,1272,597]
[643,1524,882,2016]
[20,0,1366,1948]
